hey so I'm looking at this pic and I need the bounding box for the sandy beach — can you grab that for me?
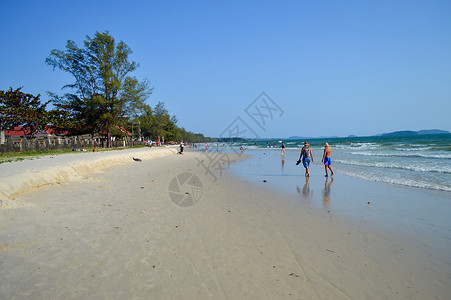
[1,148,450,299]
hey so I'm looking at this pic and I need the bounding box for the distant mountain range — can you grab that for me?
[380,129,450,137]
[285,129,449,140]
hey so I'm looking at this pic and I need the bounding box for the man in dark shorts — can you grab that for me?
[180,140,184,154]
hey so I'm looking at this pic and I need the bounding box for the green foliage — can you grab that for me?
[138,102,180,141]
[45,104,87,135]
[179,127,217,143]
[46,31,151,146]
[0,87,49,136]
[135,101,215,143]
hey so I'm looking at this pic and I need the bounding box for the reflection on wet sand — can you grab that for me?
[281,156,285,172]
[322,177,334,207]
[297,176,313,200]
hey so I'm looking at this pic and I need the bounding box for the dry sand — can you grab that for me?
[0,149,450,299]
[0,147,178,209]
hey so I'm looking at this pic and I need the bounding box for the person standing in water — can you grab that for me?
[322,142,334,177]
[281,141,286,155]
[298,141,313,177]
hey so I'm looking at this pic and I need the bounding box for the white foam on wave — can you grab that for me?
[0,147,178,209]
[335,142,380,151]
[334,159,451,174]
[338,169,451,192]
[241,145,258,150]
[350,151,451,159]
[395,147,432,151]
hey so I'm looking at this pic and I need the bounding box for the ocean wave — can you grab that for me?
[338,170,451,192]
[239,145,258,150]
[395,147,432,151]
[349,152,451,159]
[334,159,451,174]
[335,143,380,150]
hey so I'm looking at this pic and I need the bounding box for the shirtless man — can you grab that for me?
[322,142,334,177]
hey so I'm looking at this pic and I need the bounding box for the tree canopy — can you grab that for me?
[46,31,151,146]
[0,87,49,136]
[136,101,215,143]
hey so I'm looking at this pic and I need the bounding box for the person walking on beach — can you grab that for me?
[180,140,184,155]
[281,141,286,155]
[298,141,313,177]
[322,142,334,177]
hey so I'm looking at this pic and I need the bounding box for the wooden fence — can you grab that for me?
[0,136,145,154]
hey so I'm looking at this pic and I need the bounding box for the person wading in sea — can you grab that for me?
[322,142,334,177]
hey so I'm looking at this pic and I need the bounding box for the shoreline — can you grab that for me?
[230,149,451,259]
[1,150,450,298]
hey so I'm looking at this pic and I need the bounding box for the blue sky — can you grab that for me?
[1,0,450,138]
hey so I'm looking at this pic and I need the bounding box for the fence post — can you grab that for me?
[45,137,50,151]
[7,137,14,152]
[22,138,30,152]
[34,139,39,152]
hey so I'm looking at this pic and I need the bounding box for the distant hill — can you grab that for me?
[285,130,449,139]
[381,129,449,137]
[416,129,449,135]
[382,130,417,137]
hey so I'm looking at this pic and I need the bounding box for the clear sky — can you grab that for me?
[1,0,450,138]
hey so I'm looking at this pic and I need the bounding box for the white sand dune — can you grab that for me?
[0,147,178,208]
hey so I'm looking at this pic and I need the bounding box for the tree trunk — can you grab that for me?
[107,129,111,148]
[106,120,112,148]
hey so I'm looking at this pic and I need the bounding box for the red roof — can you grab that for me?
[116,126,131,135]
[4,126,63,137]
[5,125,129,137]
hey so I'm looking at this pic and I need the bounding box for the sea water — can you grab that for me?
[225,133,451,192]
[202,135,451,257]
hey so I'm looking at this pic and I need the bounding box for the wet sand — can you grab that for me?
[0,149,450,299]
[230,149,451,258]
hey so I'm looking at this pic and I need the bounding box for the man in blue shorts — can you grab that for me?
[322,143,334,177]
[297,141,313,177]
